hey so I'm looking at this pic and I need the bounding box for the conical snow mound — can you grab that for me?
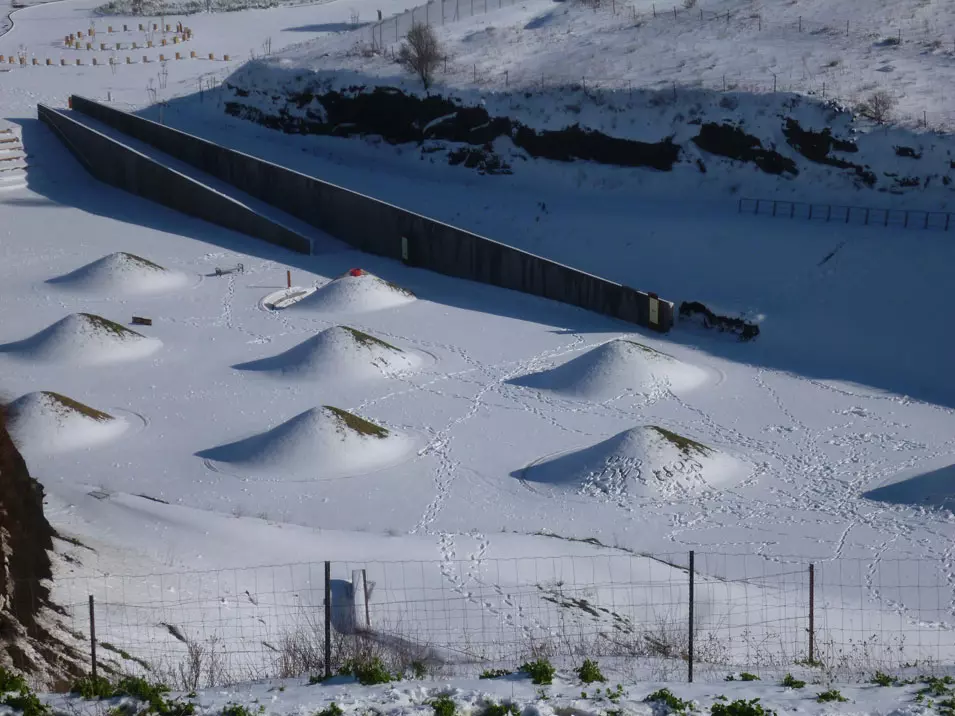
[198,406,415,481]
[0,313,162,365]
[288,270,416,314]
[47,252,189,295]
[6,391,128,454]
[235,326,421,380]
[522,426,741,499]
[511,339,707,400]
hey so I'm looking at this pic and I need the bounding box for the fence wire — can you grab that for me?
[21,553,954,688]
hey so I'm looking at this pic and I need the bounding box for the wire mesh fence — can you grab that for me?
[32,552,955,688]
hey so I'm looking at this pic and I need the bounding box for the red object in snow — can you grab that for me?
[348,268,364,277]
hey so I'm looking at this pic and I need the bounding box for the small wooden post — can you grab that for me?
[362,568,371,628]
[89,595,97,678]
[688,551,694,683]
[287,270,291,288]
[324,561,332,678]
[808,563,815,663]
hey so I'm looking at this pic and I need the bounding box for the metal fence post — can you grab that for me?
[362,568,371,628]
[688,550,695,683]
[89,594,97,679]
[324,561,332,678]
[808,563,815,664]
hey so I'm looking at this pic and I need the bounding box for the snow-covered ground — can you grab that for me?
[3,0,955,692]
[37,670,955,716]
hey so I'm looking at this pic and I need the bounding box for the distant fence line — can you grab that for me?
[362,0,950,130]
[738,196,955,232]
[31,552,955,689]
[366,0,955,59]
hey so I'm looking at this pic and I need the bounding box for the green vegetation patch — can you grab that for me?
[324,406,390,439]
[711,698,775,716]
[70,675,115,699]
[0,668,28,694]
[42,392,113,422]
[341,326,400,352]
[338,656,394,685]
[815,689,848,703]
[648,426,711,456]
[431,695,455,716]
[79,313,144,339]
[479,669,513,679]
[575,659,606,684]
[520,658,555,685]
[780,674,805,689]
[480,703,520,716]
[644,688,693,713]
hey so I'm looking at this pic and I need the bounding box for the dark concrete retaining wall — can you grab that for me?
[38,104,312,255]
[68,95,674,332]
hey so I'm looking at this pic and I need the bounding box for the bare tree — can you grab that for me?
[860,90,895,124]
[397,23,442,91]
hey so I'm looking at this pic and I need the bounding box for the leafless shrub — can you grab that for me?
[397,23,442,91]
[155,634,227,690]
[683,0,697,9]
[859,90,895,123]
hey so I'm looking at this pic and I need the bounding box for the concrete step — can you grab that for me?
[0,170,25,183]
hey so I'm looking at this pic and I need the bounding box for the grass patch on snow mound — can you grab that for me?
[509,338,707,400]
[5,391,127,455]
[233,326,419,381]
[520,425,743,499]
[197,406,414,481]
[0,313,161,365]
[288,271,416,314]
[46,252,189,296]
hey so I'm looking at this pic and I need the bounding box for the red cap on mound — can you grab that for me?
[348,268,365,277]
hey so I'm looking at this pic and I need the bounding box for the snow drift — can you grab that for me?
[46,252,190,295]
[198,406,415,480]
[287,270,416,314]
[511,339,707,400]
[864,464,955,511]
[234,326,421,380]
[0,313,162,365]
[521,425,742,499]
[5,392,128,454]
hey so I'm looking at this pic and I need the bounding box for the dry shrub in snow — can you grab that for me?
[860,90,896,124]
[398,23,442,91]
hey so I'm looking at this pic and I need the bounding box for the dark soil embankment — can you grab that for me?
[225,85,681,172]
[0,405,84,686]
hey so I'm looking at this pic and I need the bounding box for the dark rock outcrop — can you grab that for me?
[225,85,681,172]
[692,122,798,176]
